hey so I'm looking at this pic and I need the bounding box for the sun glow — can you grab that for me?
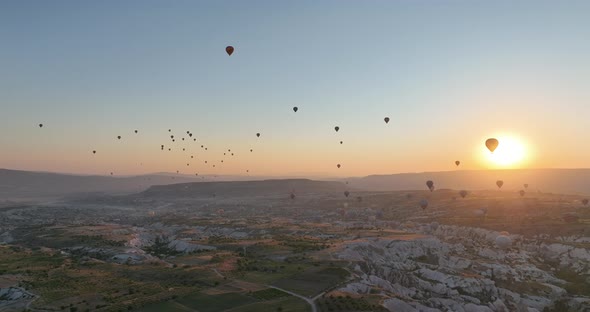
[483,136,527,167]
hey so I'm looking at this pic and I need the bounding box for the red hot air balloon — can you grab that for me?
[226,46,234,56]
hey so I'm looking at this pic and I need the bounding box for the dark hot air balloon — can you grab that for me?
[344,191,350,197]
[459,190,468,198]
[226,46,234,56]
[582,199,588,206]
[455,160,460,166]
[496,180,504,189]
[519,190,525,197]
[256,133,260,138]
[426,180,434,192]
[293,107,298,112]
[337,164,341,169]
[384,117,390,124]
[334,126,340,132]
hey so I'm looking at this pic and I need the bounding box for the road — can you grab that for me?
[265,285,317,312]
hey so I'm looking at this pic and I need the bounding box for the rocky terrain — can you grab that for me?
[336,224,590,311]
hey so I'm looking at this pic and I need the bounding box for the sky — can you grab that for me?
[1,0,590,177]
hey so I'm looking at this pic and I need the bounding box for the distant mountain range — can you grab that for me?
[2,167,590,200]
[0,168,200,199]
[344,168,590,195]
[141,179,348,198]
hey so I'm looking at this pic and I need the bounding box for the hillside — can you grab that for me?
[0,168,201,199]
[141,179,349,198]
[346,168,590,195]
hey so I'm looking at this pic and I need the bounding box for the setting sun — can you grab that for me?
[483,136,527,167]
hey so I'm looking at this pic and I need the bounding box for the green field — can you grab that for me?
[272,267,349,297]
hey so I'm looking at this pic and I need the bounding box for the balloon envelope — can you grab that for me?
[293,107,298,112]
[419,199,428,210]
[459,190,468,198]
[496,180,504,189]
[384,117,390,124]
[226,46,234,55]
[455,160,460,166]
[426,180,434,191]
[334,126,340,132]
[486,138,499,153]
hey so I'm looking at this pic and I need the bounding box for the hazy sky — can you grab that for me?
[1,1,590,177]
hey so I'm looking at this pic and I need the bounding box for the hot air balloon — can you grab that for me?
[110,172,113,175]
[134,130,138,133]
[334,126,340,132]
[406,193,413,199]
[459,190,468,198]
[171,135,174,139]
[39,124,43,128]
[495,235,512,249]
[256,133,260,138]
[290,193,296,200]
[337,164,341,169]
[582,199,588,206]
[340,141,343,144]
[524,183,529,189]
[168,129,171,132]
[455,160,460,166]
[92,150,96,154]
[226,46,234,56]
[519,190,525,197]
[250,149,253,152]
[496,180,504,189]
[356,196,362,203]
[344,191,350,197]
[426,180,434,192]
[419,199,428,210]
[485,138,499,153]
[384,117,390,124]
[293,107,298,113]
[117,136,121,140]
